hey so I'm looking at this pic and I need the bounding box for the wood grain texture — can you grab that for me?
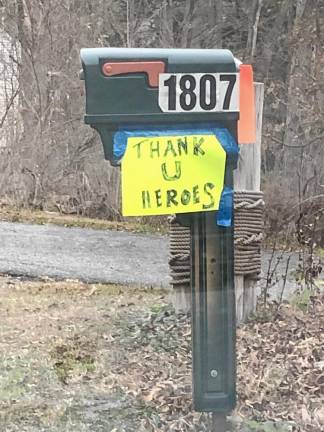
[234,82,264,323]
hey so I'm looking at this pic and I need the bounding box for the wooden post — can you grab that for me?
[172,83,264,320]
[173,283,191,313]
[234,82,264,323]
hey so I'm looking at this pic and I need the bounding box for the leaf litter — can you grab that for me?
[0,276,322,431]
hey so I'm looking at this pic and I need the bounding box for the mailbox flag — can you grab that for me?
[238,64,256,144]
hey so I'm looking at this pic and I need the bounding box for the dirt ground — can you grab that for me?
[0,276,323,432]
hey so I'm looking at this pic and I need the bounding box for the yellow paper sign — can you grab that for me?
[121,134,226,216]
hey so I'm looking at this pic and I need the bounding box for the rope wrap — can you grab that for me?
[234,191,264,277]
[168,215,191,286]
[168,191,264,287]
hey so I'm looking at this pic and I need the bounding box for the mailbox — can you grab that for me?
[80,47,240,163]
[81,47,255,415]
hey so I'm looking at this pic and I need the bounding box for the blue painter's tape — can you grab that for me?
[113,131,128,161]
[216,186,233,227]
[112,123,239,164]
[213,128,238,163]
[113,124,238,223]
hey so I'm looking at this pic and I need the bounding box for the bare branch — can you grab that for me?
[291,195,324,209]
[0,86,19,128]
[283,134,324,149]
[251,0,263,59]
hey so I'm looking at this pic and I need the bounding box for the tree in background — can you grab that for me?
[0,0,322,240]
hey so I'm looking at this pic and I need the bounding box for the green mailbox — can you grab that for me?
[80,47,254,415]
[80,48,239,163]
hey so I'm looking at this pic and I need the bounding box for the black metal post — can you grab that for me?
[211,413,227,431]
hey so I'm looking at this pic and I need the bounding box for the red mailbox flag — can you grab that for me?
[102,61,165,87]
[238,64,256,144]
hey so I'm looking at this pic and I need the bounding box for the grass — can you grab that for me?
[289,287,313,312]
[0,277,172,431]
[0,205,168,235]
[0,276,322,431]
[317,247,324,259]
[51,337,96,384]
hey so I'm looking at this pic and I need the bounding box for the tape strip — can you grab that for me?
[216,186,233,227]
[113,123,239,164]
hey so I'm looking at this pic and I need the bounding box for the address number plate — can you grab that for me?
[158,73,239,113]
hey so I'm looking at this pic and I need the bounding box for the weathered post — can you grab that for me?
[171,83,264,322]
[234,83,264,322]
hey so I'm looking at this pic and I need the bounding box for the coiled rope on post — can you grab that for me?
[234,191,264,277]
[168,190,264,287]
[168,215,191,286]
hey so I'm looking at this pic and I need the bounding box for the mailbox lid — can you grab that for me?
[80,48,239,123]
[81,47,237,70]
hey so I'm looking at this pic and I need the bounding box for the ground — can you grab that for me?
[0,277,322,432]
[0,205,168,234]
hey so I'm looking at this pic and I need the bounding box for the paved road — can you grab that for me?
[0,221,320,297]
[0,221,170,287]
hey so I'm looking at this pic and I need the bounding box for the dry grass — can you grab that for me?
[0,204,167,235]
[0,277,322,431]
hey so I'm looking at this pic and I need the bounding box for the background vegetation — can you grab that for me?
[0,0,323,242]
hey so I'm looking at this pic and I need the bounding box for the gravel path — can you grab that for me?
[0,221,320,298]
[0,221,170,287]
